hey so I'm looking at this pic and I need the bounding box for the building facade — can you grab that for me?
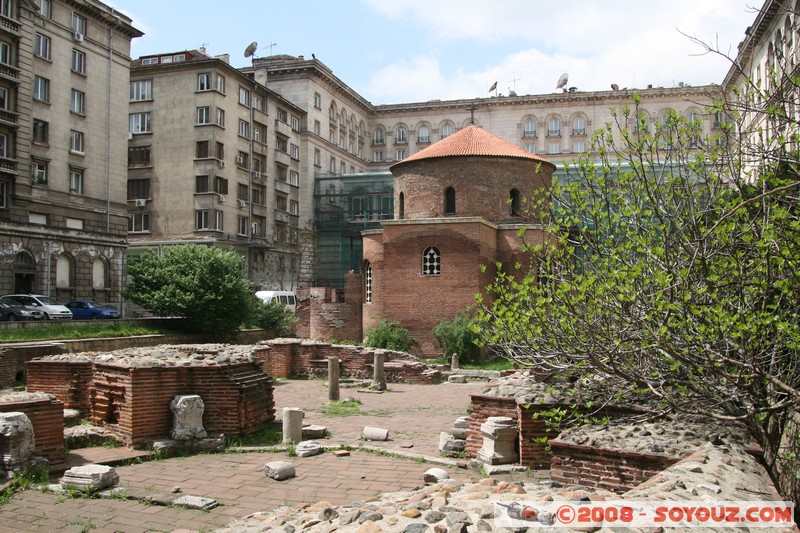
[0,0,140,306]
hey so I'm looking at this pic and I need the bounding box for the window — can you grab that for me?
[290,115,300,131]
[573,141,585,153]
[0,133,7,158]
[510,189,521,216]
[444,187,456,215]
[237,150,248,168]
[127,178,150,199]
[129,112,150,133]
[69,169,83,194]
[56,254,73,289]
[0,42,9,66]
[33,119,48,144]
[197,106,210,125]
[128,145,151,167]
[195,175,208,193]
[0,87,6,110]
[290,144,300,160]
[277,108,287,123]
[237,216,248,236]
[196,140,209,158]
[141,57,158,65]
[37,0,50,18]
[398,192,405,219]
[441,123,454,139]
[573,116,586,136]
[0,180,5,208]
[215,211,223,230]
[252,95,263,112]
[0,0,10,18]
[197,73,211,91]
[289,170,299,186]
[238,86,250,106]
[524,118,536,137]
[314,148,321,167]
[373,128,384,145]
[69,130,84,153]
[129,80,151,101]
[548,117,561,136]
[71,49,86,74]
[275,195,287,211]
[251,186,262,205]
[373,151,384,162]
[314,120,321,136]
[396,149,406,160]
[418,126,430,143]
[33,76,49,102]
[34,34,50,59]
[213,176,228,194]
[32,161,48,185]
[70,89,85,114]
[216,74,225,93]
[289,200,299,215]
[524,143,536,154]
[237,183,248,201]
[216,108,225,127]
[547,142,561,154]
[364,261,372,303]
[238,119,250,138]
[216,142,224,160]
[71,13,86,35]
[395,127,407,144]
[422,246,441,276]
[276,135,288,153]
[329,157,336,173]
[128,212,150,232]
[195,209,209,230]
[274,222,287,242]
[314,93,322,109]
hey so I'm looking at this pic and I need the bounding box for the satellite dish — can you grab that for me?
[556,72,569,90]
[611,83,619,91]
[244,41,258,58]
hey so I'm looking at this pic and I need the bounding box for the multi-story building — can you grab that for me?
[0,0,140,305]
[127,49,308,292]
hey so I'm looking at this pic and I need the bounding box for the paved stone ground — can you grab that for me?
[0,380,525,532]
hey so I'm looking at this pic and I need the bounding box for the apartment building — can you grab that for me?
[0,0,140,304]
[127,49,307,292]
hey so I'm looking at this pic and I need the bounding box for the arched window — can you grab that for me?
[56,253,73,288]
[364,261,372,303]
[422,246,441,276]
[548,117,561,136]
[92,257,109,289]
[418,125,430,143]
[572,116,586,136]
[441,122,454,139]
[510,189,521,216]
[395,126,407,144]
[398,192,404,219]
[444,187,456,215]
[523,118,536,137]
[373,127,384,145]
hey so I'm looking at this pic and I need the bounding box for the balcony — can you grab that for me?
[572,128,586,136]
[546,129,561,138]
[0,156,16,174]
[523,131,536,139]
[274,118,292,137]
[0,62,18,83]
[0,15,20,35]
[0,109,18,127]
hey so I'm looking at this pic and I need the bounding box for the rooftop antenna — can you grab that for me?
[556,72,569,92]
[244,41,258,59]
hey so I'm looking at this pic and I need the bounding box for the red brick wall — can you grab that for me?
[392,156,552,223]
[0,397,65,471]
[549,440,681,493]
[466,395,518,460]
[362,231,385,335]
[26,360,94,412]
[296,276,363,343]
[0,345,67,387]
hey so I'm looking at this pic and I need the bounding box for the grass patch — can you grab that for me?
[462,358,514,371]
[320,400,363,416]
[0,465,50,505]
[0,323,172,343]
[227,425,282,448]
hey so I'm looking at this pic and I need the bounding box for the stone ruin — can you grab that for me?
[25,344,275,448]
[0,411,48,480]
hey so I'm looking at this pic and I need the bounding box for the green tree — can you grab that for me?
[364,319,414,352]
[475,75,800,505]
[250,298,297,337]
[433,312,481,364]
[124,244,254,339]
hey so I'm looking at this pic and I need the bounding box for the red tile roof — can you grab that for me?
[390,125,556,171]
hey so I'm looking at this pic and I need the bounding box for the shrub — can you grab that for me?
[364,319,414,352]
[250,299,297,337]
[433,312,481,364]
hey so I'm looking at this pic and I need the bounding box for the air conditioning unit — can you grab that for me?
[237,199,246,208]
[218,194,225,203]
[236,156,244,164]
[218,160,226,168]
[73,31,83,42]
[134,198,147,207]
[127,132,134,140]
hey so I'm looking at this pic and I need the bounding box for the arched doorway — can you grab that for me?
[12,251,36,293]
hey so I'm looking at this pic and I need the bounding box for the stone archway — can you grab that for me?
[12,251,35,293]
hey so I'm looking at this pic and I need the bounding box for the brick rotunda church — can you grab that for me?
[361,125,556,356]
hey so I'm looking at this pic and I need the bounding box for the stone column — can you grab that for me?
[0,412,34,468]
[282,407,304,445]
[328,357,340,401]
[372,352,386,391]
[477,416,518,465]
[451,353,459,370]
[170,395,207,440]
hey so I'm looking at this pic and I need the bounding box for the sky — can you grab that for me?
[106,0,760,105]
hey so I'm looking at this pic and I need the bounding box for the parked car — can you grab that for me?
[0,294,73,320]
[64,301,121,320]
[0,301,44,321]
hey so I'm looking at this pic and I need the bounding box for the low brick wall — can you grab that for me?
[0,344,67,388]
[548,439,683,493]
[26,360,94,413]
[0,394,65,471]
[466,395,518,461]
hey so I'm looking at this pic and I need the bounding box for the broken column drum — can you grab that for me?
[282,407,304,444]
[170,395,208,440]
[0,412,35,468]
[477,416,518,465]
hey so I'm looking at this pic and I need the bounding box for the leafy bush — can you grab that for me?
[250,298,297,337]
[123,244,254,340]
[433,312,481,364]
[364,319,414,352]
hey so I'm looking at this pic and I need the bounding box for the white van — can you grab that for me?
[255,290,297,312]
